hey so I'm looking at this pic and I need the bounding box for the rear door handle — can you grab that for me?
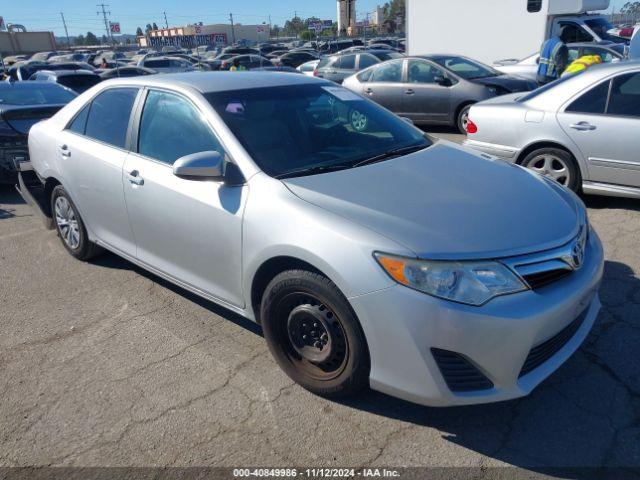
[59,145,71,157]
[127,170,144,186]
[569,122,597,131]
[405,88,415,95]
[364,88,373,95]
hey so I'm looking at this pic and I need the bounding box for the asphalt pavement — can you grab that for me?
[0,130,639,475]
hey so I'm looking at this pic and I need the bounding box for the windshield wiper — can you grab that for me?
[352,144,428,168]
[274,163,353,180]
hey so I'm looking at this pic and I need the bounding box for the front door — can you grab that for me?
[123,89,246,307]
[402,59,451,124]
[59,87,139,255]
[362,58,406,113]
[558,71,640,188]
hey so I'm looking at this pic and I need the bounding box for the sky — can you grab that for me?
[1,0,632,37]
[1,0,384,36]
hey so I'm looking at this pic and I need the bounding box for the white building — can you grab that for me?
[337,0,356,33]
[369,5,385,26]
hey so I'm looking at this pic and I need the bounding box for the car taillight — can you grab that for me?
[466,119,478,134]
[313,69,320,76]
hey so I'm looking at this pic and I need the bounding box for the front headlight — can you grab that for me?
[375,253,527,306]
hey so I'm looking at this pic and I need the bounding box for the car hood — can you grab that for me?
[473,74,536,92]
[283,143,581,260]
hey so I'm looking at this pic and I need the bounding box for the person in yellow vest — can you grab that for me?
[562,54,603,77]
[229,58,247,72]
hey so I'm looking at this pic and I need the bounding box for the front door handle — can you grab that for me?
[569,121,597,131]
[127,170,144,186]
[59,145,71,157]
[364,88,373,95]
[405,88,415,95]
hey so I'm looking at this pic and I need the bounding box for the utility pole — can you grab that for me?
[229,13,235,44]
[163,11,169,29]
[268,14,272,40]
[96,3,114,45]
[60,12,71,47]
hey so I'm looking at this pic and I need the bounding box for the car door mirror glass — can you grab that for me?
[173,151,224,178]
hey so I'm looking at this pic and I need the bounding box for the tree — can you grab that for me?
[145,23,153,34]
[136,26,144,36]
[283,16,304,36]
[74,34,85,46]
[152,22,159,30]
[85,31,99,45]
[382,0,406,33]
[300,30,315,41]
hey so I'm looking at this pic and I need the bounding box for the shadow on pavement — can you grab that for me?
[583,194,640,212]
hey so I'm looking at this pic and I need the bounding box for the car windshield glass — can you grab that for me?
[585,18,626,43]
[206,84,431,178]
[432,56,499,79]
[373,51,404,61]
[0,83,76,105]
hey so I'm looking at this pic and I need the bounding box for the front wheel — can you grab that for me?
[260,270,370,398]
[51,185,101,260]
[520,148,580,192]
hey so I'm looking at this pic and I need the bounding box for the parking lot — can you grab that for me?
[1,129,638,473]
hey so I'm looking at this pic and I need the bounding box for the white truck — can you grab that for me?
[406,0,625,65]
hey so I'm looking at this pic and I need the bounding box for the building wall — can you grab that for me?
[140,23,268,47]
[337,0,356,32]
[0,31,56,55]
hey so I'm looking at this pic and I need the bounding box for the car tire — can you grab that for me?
[456,104,473,135]
[51,185,101,261]
[520,147,581,192]
[260,269,370,398]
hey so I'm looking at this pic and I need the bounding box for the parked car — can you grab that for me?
[0,81,76,183]
[343,55,537,133]
[297,60,320,76]
[494,42,625,81]
[99,66,157,79]
[29,51,59,62]
[21,72,603,407]
[274,51,320,68]
[28,70,102,94]
[315,52,384,84]
[136,56,194,74]
[464,62,640,198]
[6,61,94,82]
[219,55,273,71]
[92,51,127,68]
[319,39,364,54]
[221,46,260,56]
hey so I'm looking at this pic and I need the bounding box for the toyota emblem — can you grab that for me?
[571,240,585,269]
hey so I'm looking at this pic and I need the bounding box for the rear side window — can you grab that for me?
[607,72,640,118]
[527,0,542,12]
[137,90,225,165]
[339,55,356,70]
[84,88,138,148]
[370,59,404,83]
[67,105,90,134]
[566,80,610,114]
[358,54,378,69]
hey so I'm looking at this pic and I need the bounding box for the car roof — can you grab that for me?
[0,80,69,90]
[100,71,328,93]
[36,69,98,77]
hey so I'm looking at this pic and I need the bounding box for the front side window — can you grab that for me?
[407,60,445,84]
[138,90,225,165]
[432,56,498,80]
[559,22,592,43]
[370,59,404,83]
[358,54,378,69]
[206,84,430,178]
[607,72,640,118]
[84,88,138,149]
[566,80,610,114]
[339,55,356,70]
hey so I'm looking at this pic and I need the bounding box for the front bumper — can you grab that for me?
[349,230,604,407]
[463,138,520,161]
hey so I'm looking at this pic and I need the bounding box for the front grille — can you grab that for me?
[431,348,494,392]
[522,268,572,290]
[519,308,588,377]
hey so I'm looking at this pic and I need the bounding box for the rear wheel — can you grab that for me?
[261,270,370,398]
[520,147,580,192]
[51,185,101,260]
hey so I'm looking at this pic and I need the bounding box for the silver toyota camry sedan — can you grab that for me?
[464,62,640,199]
[22,72,603,407]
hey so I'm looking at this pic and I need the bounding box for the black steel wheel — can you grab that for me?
[261,270,370,397]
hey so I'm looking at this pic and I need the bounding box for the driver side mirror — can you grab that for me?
[434,75,452,87]
[173,151,224,179]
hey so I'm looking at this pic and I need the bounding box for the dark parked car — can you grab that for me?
[274,51,320,68]
[221,46,260,56]
[0,82,76,183]
[6,61,94,82]
[343,55,537,134]
[99,66,157,79]
[29,70,102,94]
[315,50,404,84]
[319,39,364,54]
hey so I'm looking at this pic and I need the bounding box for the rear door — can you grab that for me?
[402,59,452,124]
[361,58,405,113]
[123,88,246,306]
[557,70,640,188]
[58,87,139,255]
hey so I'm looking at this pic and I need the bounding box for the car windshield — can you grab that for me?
[0,83,76,105]
[432,56,499,79]
[585,18,626,44]
[206,83,431,178]
[372,51,404,61]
